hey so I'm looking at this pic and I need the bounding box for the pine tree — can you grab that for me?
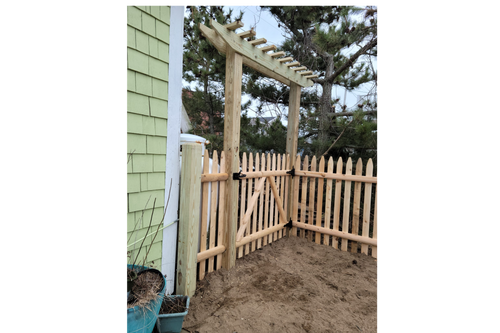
[182,6,244,152]
[249,6,377,161]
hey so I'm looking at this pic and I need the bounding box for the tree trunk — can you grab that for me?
[317,54,334,156]
[203,76,215,135]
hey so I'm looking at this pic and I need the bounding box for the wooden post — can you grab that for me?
[222,47,242,270]
[286,82,301,228]
[176,143,202,297]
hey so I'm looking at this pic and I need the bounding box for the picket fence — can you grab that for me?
[196,151,377,281]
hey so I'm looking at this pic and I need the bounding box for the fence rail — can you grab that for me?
[193,150,377,282]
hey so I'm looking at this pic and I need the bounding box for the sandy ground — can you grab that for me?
[183,236,377,333]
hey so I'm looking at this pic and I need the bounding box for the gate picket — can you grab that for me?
[278,154,287,239]
[269,153,276,243]
[246,153,253,256]
[274,154,281,240]
[263,153,271,246]
[300,155,309,238]
[238,153,247,259]
[251,154,259,251]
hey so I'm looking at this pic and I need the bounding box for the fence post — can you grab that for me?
[176,142,202,297]
[286,82,301,231]
[222,47,242,270]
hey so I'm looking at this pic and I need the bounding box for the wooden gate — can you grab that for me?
[196,151,291,281]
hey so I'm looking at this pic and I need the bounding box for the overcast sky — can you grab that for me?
[183,6,377,123]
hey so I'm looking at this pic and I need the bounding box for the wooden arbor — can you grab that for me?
[200,20,317,270]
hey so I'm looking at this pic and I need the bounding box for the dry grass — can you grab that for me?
[160,296,188,314]
[127,270,164,309]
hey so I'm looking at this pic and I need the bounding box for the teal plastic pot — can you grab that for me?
[157,296,190,333]
[127,265,166,333]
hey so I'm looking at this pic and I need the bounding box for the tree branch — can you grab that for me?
[324,37,377,83]
[321,118,355,156]
[330,110,377,117]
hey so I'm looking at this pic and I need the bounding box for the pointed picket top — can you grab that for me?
[366,158,373,173]
[346,157,353,174]
[318,156,325,171]
[356,158,363,175]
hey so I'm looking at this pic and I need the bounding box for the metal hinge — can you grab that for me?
[286,167,295,178]
[285,218,293,229]
[232,172,247,180]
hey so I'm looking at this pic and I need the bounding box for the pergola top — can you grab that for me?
[199,20,317,88]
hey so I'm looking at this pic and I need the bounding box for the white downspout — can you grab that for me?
[162,5,184,295]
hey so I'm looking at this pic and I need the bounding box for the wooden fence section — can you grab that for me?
[197,151,227,280]
[195,151,377,282]
[291,155,377,258]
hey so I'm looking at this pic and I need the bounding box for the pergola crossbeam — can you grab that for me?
[248,38,267,45]
[224,20,244,31]
[269,51,285,58]
[237,29,256,38]
[204,19,314,87]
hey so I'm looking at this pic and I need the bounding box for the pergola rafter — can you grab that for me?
[199,20,316,269]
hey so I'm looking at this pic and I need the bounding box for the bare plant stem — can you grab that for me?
[141,180,173,267]
[132,198,156,270]
[128,196,152,244]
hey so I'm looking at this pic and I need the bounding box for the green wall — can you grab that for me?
[127,6,170,269]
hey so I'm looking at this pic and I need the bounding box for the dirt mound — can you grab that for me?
[183,236,377,332]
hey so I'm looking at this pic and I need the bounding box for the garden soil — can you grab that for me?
[183,236,377,333]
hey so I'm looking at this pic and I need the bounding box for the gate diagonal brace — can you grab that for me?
[286,167,295,178]
[233,172,247,180]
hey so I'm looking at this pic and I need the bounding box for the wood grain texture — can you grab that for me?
[177,143,202,297]
[221,48,242,269]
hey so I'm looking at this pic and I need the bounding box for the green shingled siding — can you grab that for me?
[127,6,170,268]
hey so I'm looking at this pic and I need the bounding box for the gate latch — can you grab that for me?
[233,172,246,180]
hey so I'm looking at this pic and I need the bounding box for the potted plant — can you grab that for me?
[127,265,166,333]
[127,198,167,333]
[155,295,190,333]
